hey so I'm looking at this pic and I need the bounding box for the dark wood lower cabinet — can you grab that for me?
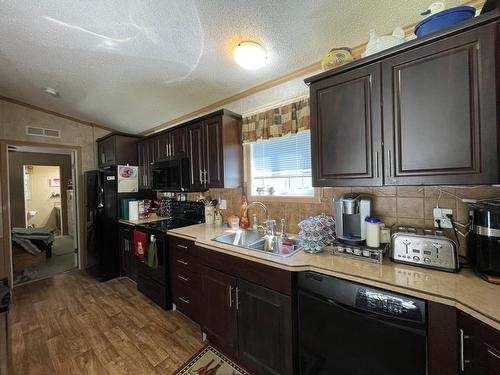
[459,312,500,375]
[198,247,295,374]
[237,279,293,375]
[201,266,238,355]
[118,224,137,281]
[428,302,458,375]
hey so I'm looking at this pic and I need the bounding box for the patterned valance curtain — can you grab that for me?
[241,98,310,144]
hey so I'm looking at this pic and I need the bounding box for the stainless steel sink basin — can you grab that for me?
[212,230,302,258]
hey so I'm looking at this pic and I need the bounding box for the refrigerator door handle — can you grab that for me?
[98,187,104,208]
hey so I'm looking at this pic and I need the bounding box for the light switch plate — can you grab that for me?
[219,199,227,210]
[433,207,453,229]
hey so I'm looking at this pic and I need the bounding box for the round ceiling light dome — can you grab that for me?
[233,41,268,70]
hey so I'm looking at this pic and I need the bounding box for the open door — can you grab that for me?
[0,142,12,284]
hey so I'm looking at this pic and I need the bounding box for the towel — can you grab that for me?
[133,230,148,260]
[146,235,158,269]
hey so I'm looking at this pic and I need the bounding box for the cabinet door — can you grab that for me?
[310,63,383,186]
[137,142,148,189]
[201,266,238,354]
[171,128,187,159]
[187,122,206,191]
[158,133,171,160]
[204,117,224,188]
[459,312,500,375]
[382,24,497,185]
[237,280,293,375]
[119,225,137,281]
[98,137,116,167]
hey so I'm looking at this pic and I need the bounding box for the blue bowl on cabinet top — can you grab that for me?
[415,6,476,37]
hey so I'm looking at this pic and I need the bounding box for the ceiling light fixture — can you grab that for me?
[41,87,59,97]
[233,41,268,70]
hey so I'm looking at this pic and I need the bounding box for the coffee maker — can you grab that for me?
[467,200,500,277]
[334,193,371,245]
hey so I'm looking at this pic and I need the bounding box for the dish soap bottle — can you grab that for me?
[239,196,249,229]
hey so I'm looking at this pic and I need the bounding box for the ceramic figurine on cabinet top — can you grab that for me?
[362,27,406,57]
[321,47,353,71]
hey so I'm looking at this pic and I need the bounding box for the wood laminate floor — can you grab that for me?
[7,271,204,375]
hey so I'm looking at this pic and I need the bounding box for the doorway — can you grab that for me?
[7,146,79,285]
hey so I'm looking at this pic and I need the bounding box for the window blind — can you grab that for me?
[250,131,312,178]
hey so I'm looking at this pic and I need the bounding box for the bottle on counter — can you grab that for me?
[380,223,391,244]
[239,196,250,229]
[365,217,381,248]
[215,210,223,225]
[205,203,215,224]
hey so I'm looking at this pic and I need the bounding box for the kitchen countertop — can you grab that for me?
[118,216,169,226]
[168,223,500,331]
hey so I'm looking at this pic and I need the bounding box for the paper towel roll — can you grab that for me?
[128,201,139,221]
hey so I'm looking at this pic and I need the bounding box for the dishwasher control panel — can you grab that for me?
[356,288,423,322]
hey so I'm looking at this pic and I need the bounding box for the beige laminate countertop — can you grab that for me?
[168,223,500,331]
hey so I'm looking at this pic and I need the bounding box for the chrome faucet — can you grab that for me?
[243,201,275,235]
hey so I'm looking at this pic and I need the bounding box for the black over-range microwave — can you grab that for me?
[151,158,191,192]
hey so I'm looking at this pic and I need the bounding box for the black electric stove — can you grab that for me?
[134,201,204,310]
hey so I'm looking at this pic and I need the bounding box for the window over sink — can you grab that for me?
[246,131,316,200]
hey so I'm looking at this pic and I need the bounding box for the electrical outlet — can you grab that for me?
[433,207,453,229]
[219,199,227,210]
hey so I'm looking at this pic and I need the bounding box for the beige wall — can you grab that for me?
[0,98,111,277]
[0,99,109,172]
[25,165,61,230]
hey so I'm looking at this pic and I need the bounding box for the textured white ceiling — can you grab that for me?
[0,0,467,133]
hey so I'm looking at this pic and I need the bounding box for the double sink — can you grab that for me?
[213,230,302,258]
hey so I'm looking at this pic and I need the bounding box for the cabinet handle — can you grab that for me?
[176,244,188,249]
[460,329,472,371]
[179,297,190,304]
[203,169,208,185]
[176,259,188,265]
[387,149,392,177]
[177,275,189,282]
[375,151,379,178]
[228,285,233,308]
[488,349,500,360]
[199,169,203,184]
[235,286,240,310]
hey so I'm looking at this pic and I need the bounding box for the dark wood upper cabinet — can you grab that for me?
[97,133,140,168]
[459,311,500,375]
[137,109,242,191]
[237,279,293,375]
[204,116,224,188]
[158,132,171,160]
[201,266,238,355]
[307,16,500,186]
[383,23,498,185]
[171,127,187,159]
[310,63,382,186]
[187,122,205,191]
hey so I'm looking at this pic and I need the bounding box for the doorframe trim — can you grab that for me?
[0,139,85,286]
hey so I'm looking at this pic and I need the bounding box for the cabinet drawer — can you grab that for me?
[170,241,197,272]
[137,274,169,310]
[172,280,200,323]
[170,263,200,290]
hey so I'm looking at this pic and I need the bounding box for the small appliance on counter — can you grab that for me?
[391,227,459,272]
[334,193,371,245]
[467,200,500,280]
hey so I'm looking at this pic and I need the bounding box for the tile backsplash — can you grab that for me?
[189,185,500,255]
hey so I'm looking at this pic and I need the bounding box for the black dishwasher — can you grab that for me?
[298,272,427,375]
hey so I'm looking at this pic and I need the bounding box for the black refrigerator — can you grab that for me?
[85,168,152,281]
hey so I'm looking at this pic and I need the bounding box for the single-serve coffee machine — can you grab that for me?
[334,193,371,245]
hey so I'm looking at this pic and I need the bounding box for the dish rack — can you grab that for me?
[331,241,389,264]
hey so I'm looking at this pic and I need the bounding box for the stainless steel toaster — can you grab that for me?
[391,227,459,272]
